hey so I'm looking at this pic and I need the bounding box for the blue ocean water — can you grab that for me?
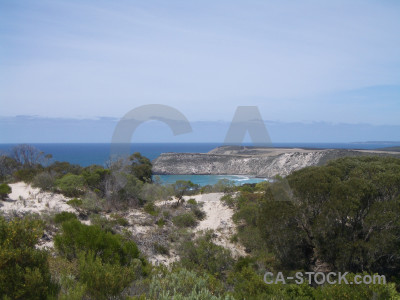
[0,142,398,186]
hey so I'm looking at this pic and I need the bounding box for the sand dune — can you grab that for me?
[0,182,75,216]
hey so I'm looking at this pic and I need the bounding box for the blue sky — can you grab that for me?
[1,1,400,142]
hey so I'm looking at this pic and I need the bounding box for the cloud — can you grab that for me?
[0,0,399,123]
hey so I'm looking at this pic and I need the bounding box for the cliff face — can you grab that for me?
[152,151,325,177]
[152,147,400,177]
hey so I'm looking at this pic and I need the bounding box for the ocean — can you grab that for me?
[0,142,398,186]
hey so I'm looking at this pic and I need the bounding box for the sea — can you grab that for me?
[0,142,398,186]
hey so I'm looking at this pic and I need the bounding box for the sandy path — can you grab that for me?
[188,193,246,258]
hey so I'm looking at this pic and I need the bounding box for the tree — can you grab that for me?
[32,172,56,191]
[0,183,11,200]
[129,152,152,183]
[11,144,46,167]
[256,156,400,277]
[172,180,199,206]
[0,155,20,181]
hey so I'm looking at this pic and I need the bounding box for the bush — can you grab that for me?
[13,168,41,182]
[0,183,11,200]
[67,198,83,208]
[32,172,56,191]
[89,214,115,233]
[78,252,138,299]
[56,174,85,197]
[153,242,169,255]
[187,198,197,205]
[54,219,140,266]
[110,213,129,226]
[220,194,236,208]
[144,202,159,216]
[156,218,166,227]
[172,212,198,228]
[191,206,206,220]
[148,268,229,300]
[178,231,234,277]
[0,216,56,299]
[81,191,104,213]
[54,212,78,224]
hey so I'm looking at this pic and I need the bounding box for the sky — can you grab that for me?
[1,0,400,142]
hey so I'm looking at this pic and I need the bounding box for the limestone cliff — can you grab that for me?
[152,146,400,177]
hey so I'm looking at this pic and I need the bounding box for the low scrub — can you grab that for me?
[54,219,140,265]
[54,212,78,224]
[172,212,198,228]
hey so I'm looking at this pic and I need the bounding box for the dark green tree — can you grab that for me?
[129,152,152,183]
[256,156,400,277]
[0,183,11,200]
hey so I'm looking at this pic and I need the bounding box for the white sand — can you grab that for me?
[189,193,247,258]
[0,182,76,216]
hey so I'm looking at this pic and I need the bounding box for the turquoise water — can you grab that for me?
[155,174,268,186]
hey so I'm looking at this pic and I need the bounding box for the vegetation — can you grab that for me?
[1,145,400,299]
[0,183,11,200]
[54,211,78,224]
[66,198,83,208]
[178,231,234,277]
[233,156,400,286]
[172,180,200,206]
[0,216,56,299]
[172,212,198,228]
[56,174,85,197]
[130,152,153,183]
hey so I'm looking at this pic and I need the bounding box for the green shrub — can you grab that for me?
[0,216,56,299]
[110,213,129,226]
[187,198,197,205]
[89,214,115,233]
[67,198,83,208]
[32,172,55,191]
[81,191,104,213]
[13,168,41,182]
[162,210,171,219]
[56,174,85,197]
[54,212,78,224]
[172,212,198,228]
[54,219,139,265]
[148,268,229,300]
[153,242,169,255]
[0,183,11,200]
[191,206,206,220]
[220,194,235,208]
[78,252,138,299]
[156,218,166,227]
[178,231,234,277]
[144,202,159,216]
[57,274,87,300]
